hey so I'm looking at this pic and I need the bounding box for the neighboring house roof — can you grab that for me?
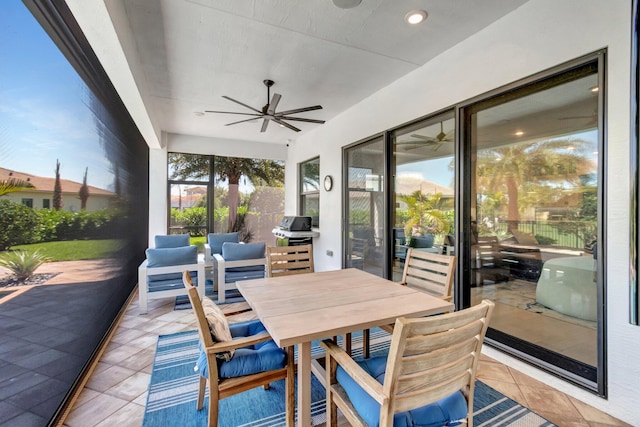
[0,167,115,196]
[395,175,454,197]
[170,194,204,209]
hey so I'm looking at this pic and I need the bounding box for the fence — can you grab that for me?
[493,220,596,249]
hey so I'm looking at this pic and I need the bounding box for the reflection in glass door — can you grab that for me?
[392,113,456,282]
[464,59,603,387]
[344,136,385,277]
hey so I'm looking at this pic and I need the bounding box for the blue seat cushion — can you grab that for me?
[224,270,265,283]
[222,242,266,273]
[146,246,198,281]
[336,355,467,427]
[155,234,190,248]
[195,320,287,379]
[147,270,199,290]
[208,232,240,255]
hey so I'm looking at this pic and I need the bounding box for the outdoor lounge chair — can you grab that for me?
[137,235,205,314]
[320,300,494,427]
[214,241,266,303]
[183,271,294,427]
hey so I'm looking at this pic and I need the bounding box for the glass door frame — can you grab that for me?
[456,51,607,395]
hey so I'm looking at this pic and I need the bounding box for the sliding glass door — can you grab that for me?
[344,136,385,277]
[462,56,604,390]
[391,113,456,282]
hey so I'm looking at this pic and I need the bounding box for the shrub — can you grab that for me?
[0,249,50,281]
[37,208,125,241]
[0,200,41,251]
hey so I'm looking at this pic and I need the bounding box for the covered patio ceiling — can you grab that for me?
[65,0,531,149]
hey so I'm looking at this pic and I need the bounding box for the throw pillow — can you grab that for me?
[201,296,234,361]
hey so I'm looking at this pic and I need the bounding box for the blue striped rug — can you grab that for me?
[142,329,555,427]
[174,280,245,310]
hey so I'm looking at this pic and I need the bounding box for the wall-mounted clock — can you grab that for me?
[324,175,333,191]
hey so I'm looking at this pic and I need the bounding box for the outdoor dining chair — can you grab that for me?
[266,244,314,277]
[370,249,457,353]
[399,247,457,302]
[320,299,494,427]
[183,271,295,427]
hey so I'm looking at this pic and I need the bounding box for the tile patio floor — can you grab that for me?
[63,293,631,427]
[0,261,632,427]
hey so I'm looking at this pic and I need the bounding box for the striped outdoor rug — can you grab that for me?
[142,329,555,427]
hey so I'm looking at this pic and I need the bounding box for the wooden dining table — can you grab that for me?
[236,268,454,427]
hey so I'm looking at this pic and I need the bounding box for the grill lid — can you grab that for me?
[279,216,312,231]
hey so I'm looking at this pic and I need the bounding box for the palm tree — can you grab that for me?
[168,154,284,231]
[400,191,453,237]
[475,137,594,231]
[0,177,34,196]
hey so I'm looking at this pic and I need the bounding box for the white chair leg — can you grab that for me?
[217,261,226,303]
[196,265,205,300]
[138,267,148,315]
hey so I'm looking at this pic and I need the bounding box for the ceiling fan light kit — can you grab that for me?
[205,79,325,133]
[332,0,362,9]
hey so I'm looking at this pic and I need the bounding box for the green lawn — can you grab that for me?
[10,239,127,262]
[190,236,206,252]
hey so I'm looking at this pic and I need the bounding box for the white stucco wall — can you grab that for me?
[285,0,638,424]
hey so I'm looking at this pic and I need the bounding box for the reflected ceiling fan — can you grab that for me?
[205,79,325,133]
[557,110,597,126]
[398,122,454,151]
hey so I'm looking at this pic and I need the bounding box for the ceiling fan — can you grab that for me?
[205,79,325,133]
[398,122,454,151]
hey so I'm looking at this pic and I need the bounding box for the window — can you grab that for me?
[21,198,33,208]
[42,198,50,209]
[168,153,285,243]
[300,157,320,228]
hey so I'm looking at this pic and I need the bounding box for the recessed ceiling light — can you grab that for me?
[332,0,361,9]
[515,130,524,136]
[405,10,427,25]
[590,86,599,93]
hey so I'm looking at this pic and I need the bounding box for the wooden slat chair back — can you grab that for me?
[266,244,314,277]
[182,272,294,427]
[321,300,494,427]
[401,247,457,301]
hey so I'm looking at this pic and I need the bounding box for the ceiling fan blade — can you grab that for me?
[410,133,438,143]
[279,116,326,124]
[276,105,323,116]
[205,110,262,117]
[224,117,261,126]
[273,118,301,132]
[261,118,270,133]
[267,93,281,115]
[222,96,263,113]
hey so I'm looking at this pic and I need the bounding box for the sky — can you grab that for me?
[0,0,115,191]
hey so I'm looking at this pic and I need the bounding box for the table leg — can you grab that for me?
[297,341,312,427]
